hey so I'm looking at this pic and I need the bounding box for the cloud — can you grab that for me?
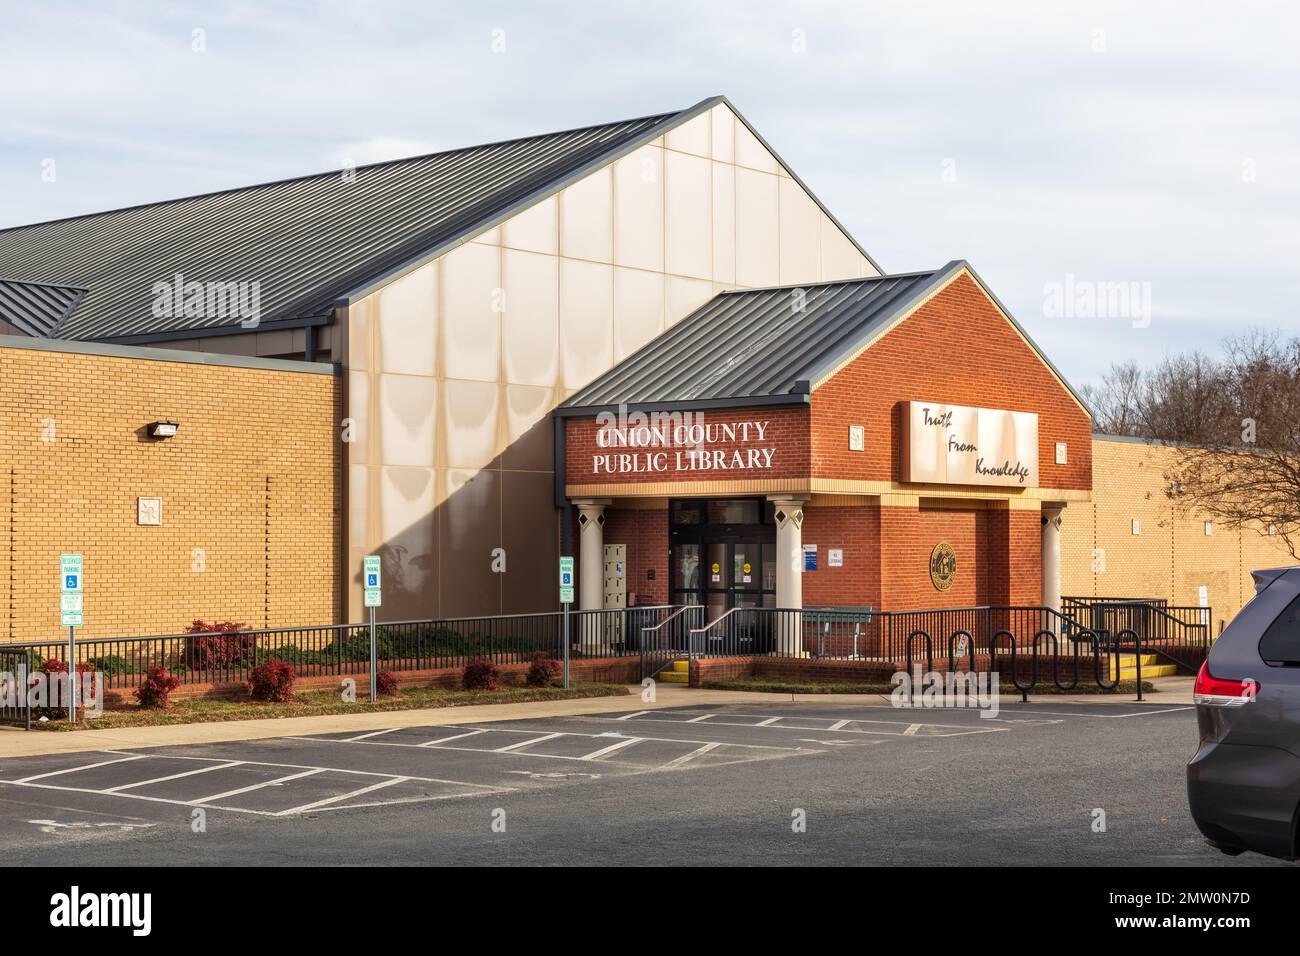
[0,0,1296,384]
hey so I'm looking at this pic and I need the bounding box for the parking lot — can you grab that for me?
[0,698,1290,866]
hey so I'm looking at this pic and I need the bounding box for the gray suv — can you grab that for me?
[1187,566,1300,859]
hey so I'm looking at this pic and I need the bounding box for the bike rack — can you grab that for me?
[1091,626,1122,693]
[1115,627,1143,701]
[904,629,934,705]
[947,629,973,674]
[988,628,1031,702]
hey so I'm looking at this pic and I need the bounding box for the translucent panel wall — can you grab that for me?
[345,103,878,620]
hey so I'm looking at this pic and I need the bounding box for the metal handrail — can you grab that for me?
[641,604,700,637]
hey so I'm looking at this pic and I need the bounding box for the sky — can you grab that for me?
[1,0,1297,387]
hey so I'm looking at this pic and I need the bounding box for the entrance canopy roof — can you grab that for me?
[561,265,951,411]
[559,260,1089,415]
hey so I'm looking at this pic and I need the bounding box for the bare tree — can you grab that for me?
[1080,361,1146,436]
[1165,330,1300,558]
[1139,350,1234,445]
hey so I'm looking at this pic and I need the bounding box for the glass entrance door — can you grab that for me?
[669,499,776,612]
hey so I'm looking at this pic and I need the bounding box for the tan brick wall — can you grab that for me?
[1061,436,1295,629]
[0,341,341,642]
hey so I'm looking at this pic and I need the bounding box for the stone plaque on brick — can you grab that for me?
[137,496,162,526]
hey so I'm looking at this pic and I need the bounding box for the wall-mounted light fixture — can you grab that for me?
[148,420,180,439]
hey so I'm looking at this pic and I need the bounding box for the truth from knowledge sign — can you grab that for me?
[901,401,1039,487]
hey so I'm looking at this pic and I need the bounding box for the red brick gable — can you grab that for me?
[810,271,1092,491]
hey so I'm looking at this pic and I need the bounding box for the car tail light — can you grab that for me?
[1194,661,1259,708]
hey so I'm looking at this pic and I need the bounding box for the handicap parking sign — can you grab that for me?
[65,574,78,590]
[366,572,379,587]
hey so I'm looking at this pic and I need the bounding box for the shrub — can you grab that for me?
[33,657,69,719]
[87,654,132,676]
[462,657,501,691]
[265,644,317,666]
[135,667,181,709]
[525,653,562,688]
[321,630,396,664]
[184,620,254,670]
[376,670,399,696]
[247,660,296,702]
[30,659,97,719]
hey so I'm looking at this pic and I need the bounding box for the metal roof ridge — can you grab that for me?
[0,104,697,237]
[714,266,941,297]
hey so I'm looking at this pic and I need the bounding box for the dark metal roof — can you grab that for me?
[560,266,954,410]
[0,107,690,342]
[0,279,86,337]
[559,259,1094,418]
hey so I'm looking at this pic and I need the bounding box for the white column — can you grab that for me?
[768,496,808,657]
[575,500,608,611]
[1041,504,1064,616]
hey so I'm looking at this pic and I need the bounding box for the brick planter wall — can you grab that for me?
[100,656,640,707]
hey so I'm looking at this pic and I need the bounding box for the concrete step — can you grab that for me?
[658,670,689,684]
[669,659,689,672]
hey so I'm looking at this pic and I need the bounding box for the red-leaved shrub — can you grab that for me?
[135,667,181,709]
[524,653,561,688]
[247,660,296,702]
[376,670,399,697]
[462,657,501,691]
[32,659,97,718]
[184,620,254,670]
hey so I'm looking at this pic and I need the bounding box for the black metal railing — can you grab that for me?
[684,605,1098,664]
[640,605,705,679]
[0,646,33,728]
[0,602,1182,723]
[0,606,680,694]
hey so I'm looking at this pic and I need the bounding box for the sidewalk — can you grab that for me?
[0,679,1193,759]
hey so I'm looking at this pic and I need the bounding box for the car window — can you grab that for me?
[1259,593,1300,663]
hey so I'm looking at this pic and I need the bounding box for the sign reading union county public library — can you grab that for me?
[902,401,1039,487]
[590,416,777,476]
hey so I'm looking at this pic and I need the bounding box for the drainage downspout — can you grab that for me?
[554,414,572,557]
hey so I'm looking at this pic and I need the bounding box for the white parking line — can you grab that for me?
[578,737,644,760]
[685,714,715,723]
[418,730,486,747]
[294,726,815,754]
[103,760,243,793]
[0,752,515,818]
[345,728,403,742]
[590,713,1003,737]
[12,754,146,784]
[493,733,564,753]
[661,743,721,769]
[276,776,408,815]
[616,710,649,720]
[1007,706,1194,719]
[192,768,326,805]
[0,779,282,816]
